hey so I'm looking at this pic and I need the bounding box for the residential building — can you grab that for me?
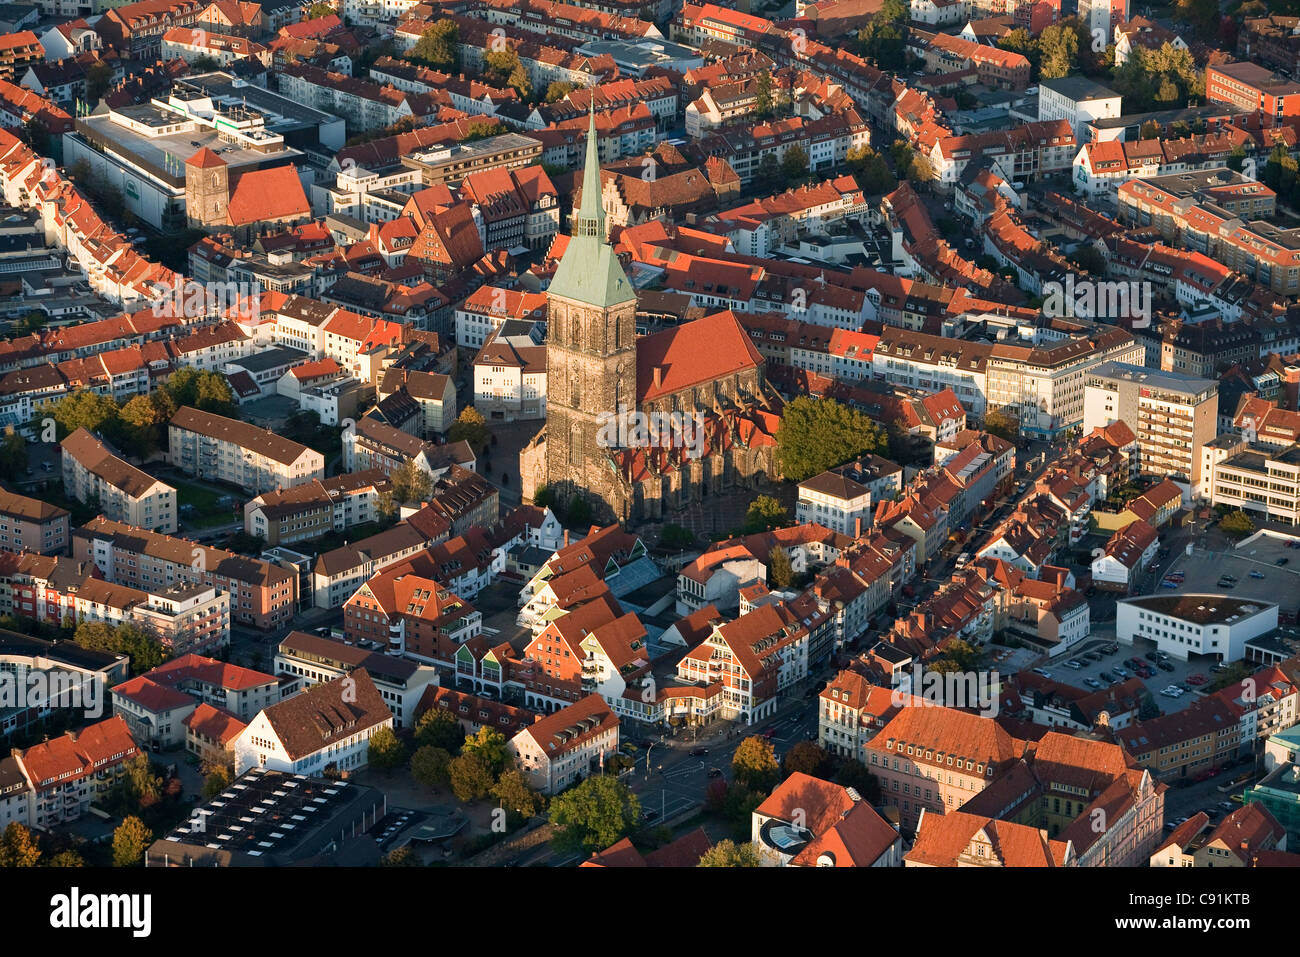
[169,406,325,494]
[61,428,178,534]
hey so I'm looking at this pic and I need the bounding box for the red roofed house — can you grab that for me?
[753,772,905,867]
[184,702,247,769]
[13,715,139,827]
[506,693,619,795]
[1091,519,1158,593]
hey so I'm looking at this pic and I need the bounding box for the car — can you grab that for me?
[1098,671,1115,682]
[1160,688,1181,698]
[1114,668,1129,679]
[641,809,658,821]
[1160,580,1178,588]
[688,747,708,757]
[707,767,722,778]
[763,728,776,739]
[1187,673,1207,686]
[1084,678,1103,689]
[1280,557,1292,566]
[1164,821,1177,832]
[1250,570,1266,579]
[1158,660,1175,672]
[1210,663,1228,674]
[1221,575,1238,583]
[1126,657,1143,669]
[1032,667,1052,678]
[1065,660,1083,669]
[1145,652,1162,662]
[1219,801,1236,812]
[1217,579,1236,589]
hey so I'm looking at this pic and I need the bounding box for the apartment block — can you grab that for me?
[169,406,325,495]
[0,489,68,556]
[1083,361,1218,489]
[73,517,298,631]
[61,428,178,534]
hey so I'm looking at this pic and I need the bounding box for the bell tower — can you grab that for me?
[542,102,638,521]
[184,147,228,230]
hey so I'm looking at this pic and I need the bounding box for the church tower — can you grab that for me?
[542,104,638,521]
[184,147,228,231]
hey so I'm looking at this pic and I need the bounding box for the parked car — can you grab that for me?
[1187,673,1207,686]
[1065,660,1083,669]
[1084,678,1103,689]
[707,767,722,778]
[1032,668,1052,678]
[1280,557,1291,566]
[1250,570,1265,579]
[1114,668,1129,679]
[688,747,708,757]
[1099,671,1116,683]
[1158,660,1175,672]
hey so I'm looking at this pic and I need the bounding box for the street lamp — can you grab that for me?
[644,743,653,781]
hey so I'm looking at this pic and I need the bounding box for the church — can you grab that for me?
[520,108,784,525]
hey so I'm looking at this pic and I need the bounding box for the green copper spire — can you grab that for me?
[573,99,605,240]
[547,92,635,309]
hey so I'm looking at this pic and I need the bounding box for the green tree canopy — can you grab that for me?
[492,768,542,821]
[367,725,407,773]
[411,744,452,790]
[448,751,495,802]
[447,405,489,451]
[776,396,889,482]
[415,707,465,752]
[410,19,459,71]
[73,621,167,675]
[548,775,640,855]
[768,546,794,588]
[744,494,788,533]
[461,727,510,777]
[698,838,761,867]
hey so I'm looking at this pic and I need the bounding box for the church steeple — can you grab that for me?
[573,100,605,240]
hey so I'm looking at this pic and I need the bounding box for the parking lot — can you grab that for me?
[1044,636,1226,715]
[1156,535,1300,611]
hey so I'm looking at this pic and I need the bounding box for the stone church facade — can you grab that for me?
[520,108,782,526]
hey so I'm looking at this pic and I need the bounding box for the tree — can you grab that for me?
[754,71,774,118]
[1036,22,1078,79]
[189,54,220,71]
[73,621,166,674]
[780,144,809,182]
[0,822,40,867]
[86,62,113,105]
[781,741,829,778]
[0,428,26,481]
[118,393,167,458]
[858,0,908,71]
[698,838,761,867]
[744,495,788,533]
[411,745,452,790]
[43,390,119,440]
[367,725,407,773]
[390,457,433,507]
[659,524,696,550]
[835,758,880,801]
[776,396,889,482]
[983,408,1019,443]
[194,372,236,417]
[202,766,234,799]
[545,80,578,102]
[565,494,592,529]
[756,151,781,188]
[461,727,510,777]
[1219,509,1256,539]
[846,145,897,195]
[463,120,504,142]
[48,850,85,867]
[768,546,795,588]
[506,63,532,101]
[1172,0,1218,39]
[305,0,335,17]
[447,405,489,451]
[125,753,162,809]
[410,19,459,71]
[1227,144,1247,173]
[448,752,495,802]
[1068,244,1106,276]
[415,707,465,752]
[492,768,542,820]
[732,736,779,793]
[548,775,640,855]
[483,49,520,87]
[112,816,153,867]
[381,845,420,866]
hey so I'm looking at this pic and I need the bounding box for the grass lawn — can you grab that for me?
[177,483,241,528]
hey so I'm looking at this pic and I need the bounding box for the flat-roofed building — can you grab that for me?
[1118,593,1280,662]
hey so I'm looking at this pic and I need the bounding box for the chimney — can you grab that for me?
[855,516,862,538]
[563,529,569,546]
[652,366,663,391]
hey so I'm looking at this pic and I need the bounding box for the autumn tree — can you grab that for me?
[112,816,153,867]
[781,741,829,778]
[732,736,779,794]
[492,768,542,822]
[447,405,489,451]
[0,822,41,867]
[202,766,234,799]
[461,727,511,777]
